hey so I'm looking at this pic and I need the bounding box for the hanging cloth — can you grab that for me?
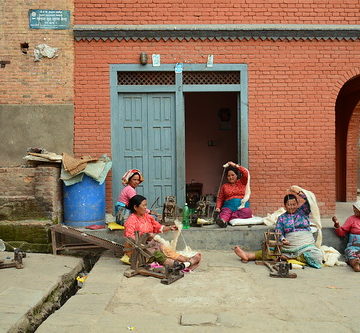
[291,185,322,248]
[238,166,251,210]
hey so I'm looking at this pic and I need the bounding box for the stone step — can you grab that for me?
[79,201,352,252]
[81,224,347,253]
[0,220,53,253]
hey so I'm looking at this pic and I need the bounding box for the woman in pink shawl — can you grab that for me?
[115,169,158,225]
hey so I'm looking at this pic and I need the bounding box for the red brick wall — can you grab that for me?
[73,38,360,216]
[1,1,75,167]
[73,0,360,215]
[1,0,74,104]
[74,0,360,25]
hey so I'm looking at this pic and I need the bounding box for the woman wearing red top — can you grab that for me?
[124,195,201,270]
[332,200,360,272]
[215,161,252,228]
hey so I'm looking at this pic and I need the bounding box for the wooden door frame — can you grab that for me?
[110,64,248,207]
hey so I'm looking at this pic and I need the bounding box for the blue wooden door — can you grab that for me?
[147,94,176,208]
[114,93,176,209]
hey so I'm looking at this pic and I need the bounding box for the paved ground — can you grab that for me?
[34,250,359,333]
[0,253,83,333]
[1,201,358,333]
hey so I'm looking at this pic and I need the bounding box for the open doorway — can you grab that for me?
[185,92,238,202]
[335,75,360,202]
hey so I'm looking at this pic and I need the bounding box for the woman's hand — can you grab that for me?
[147,233,155,241]
[282,238,290,246]
[332,216,340,228]
[223,161,238,168]
[289,186,301,195]
[215,208,220,212]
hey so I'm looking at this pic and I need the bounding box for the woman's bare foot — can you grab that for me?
[189,253,201,270]
[233,246,249,262]
[350,258,360,272]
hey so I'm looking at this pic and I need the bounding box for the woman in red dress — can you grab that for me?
[215,161,252,228]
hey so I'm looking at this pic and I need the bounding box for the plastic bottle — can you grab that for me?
[182,203,190,229]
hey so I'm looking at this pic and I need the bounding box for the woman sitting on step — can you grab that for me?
[332,201,360,272]
[115,169,159,225]
[215,161,252,228]
[233,186,323,268]
[124,194,201,270]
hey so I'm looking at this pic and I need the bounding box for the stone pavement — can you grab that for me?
[0,201,358,333]
[0,252,83,333]
[36,250,359,333]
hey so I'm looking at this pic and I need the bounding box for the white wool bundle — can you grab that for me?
[320,245,347,267]
[170,219,182,250]
[178,246,198,258]
[262,207,286,226]
[154,219,197,258]
[153,234,170,247]
[171,219,197,257]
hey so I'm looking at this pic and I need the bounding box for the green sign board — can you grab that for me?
[29,9,70,30]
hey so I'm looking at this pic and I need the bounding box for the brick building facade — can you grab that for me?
[72,1,360,217]
[0,0,74,166]
[2,1,359,218]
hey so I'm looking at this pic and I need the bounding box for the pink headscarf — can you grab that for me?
[121,169,144,186]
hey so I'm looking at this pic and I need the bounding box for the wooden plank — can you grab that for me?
[50,224,123,255]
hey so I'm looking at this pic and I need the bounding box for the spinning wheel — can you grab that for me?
[256,231,297,278]
[124,232,184,284]
[262,231,283,260]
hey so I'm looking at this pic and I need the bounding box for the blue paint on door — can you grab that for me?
[113,93,176,209]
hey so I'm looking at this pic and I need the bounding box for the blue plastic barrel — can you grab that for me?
[63,175,105,227]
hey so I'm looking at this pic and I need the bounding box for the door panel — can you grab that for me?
[116,93,176,208]
[119,94,147,197]
[147,94,176,207]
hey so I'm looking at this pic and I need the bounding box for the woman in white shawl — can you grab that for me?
[234,186,323,268]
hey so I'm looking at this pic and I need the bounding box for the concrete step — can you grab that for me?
[55,201,357,254]
[81,223,347,253]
